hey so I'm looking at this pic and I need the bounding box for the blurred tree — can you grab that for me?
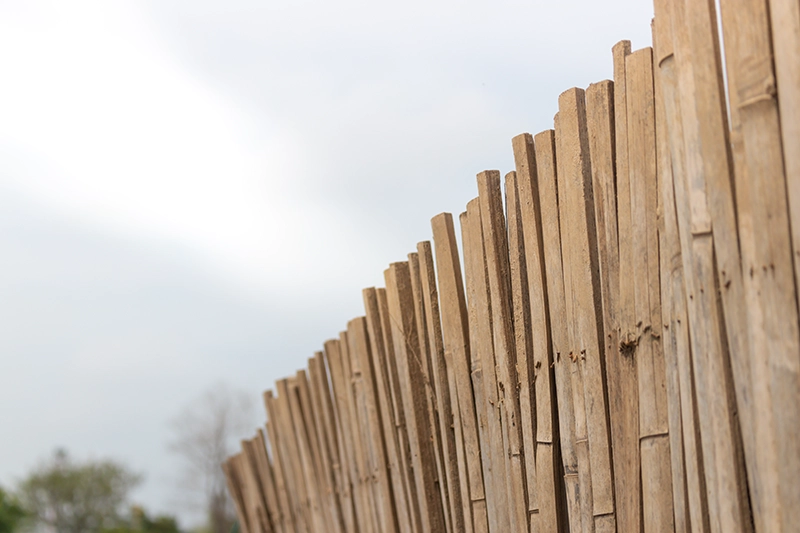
[0,486,27,533]
[102,505,180,533]
[18,449,141,533]
[169,383,253,533]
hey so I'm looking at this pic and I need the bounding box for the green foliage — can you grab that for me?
[0,486,27,533]
[18,449,142,533]
[101,506,181,533]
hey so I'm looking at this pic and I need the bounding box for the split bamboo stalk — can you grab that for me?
[322,342,358,533]
[431,212,489,533]
[338,330,378,533]
[478,170,530,533]
[504,170,542,529]
[667,0,752,530]
[307,354,345,533]
[625,47,675,532]
[295,370,332,529]
[384,262,448,533]
[652,16,690,533]
[264,402,298,533]
[376,286,423,533]
[651,2,711,530]
[533,129,583,533]
[512,133,566,533]
[254,428,287,533]
[610,40,642,533]
[417,240,466,532]
[460,200,511,533]
[363,287,415,533]
[718,0,800,528]
[242,437,274,533]
[225,455,252,533]
[408,252,452,532]
[347,317,399,533]
[556,88,617,533]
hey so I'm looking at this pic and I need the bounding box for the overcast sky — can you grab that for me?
[0,0,653,526]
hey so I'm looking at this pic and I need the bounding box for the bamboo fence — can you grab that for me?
[223,0,800,530]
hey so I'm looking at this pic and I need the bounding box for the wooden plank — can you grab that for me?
[718,0,800,529]
[408,251,452,532]
[768,0,800,319]
[376,286,423,533]
[323,341,359,533]
[609,40,643,533]
[675,0,756,530]
[384,262,448,533]
[652,15,690,532]
[431,212,489,533]
[651,2,711,530]
[225,455,252,533]
[363,287,415,533]
[276,378,315,533]
[512,133,566,533]
[534,129,583,533]
[504,170,542,531]
[556,88,616,533]
[460,199,511,533]
[242,437,274,533]
[264,399,298,533]
[348,316,399,533]
[265,391,304,533]
[417,240,467,533]
[339,330,377,533]
[477,171,530,532]
[307,354,346,533]
[625,47,676,532]
[253,429,285,533]
[666,0,751,530]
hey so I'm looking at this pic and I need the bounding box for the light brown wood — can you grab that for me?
[512,133,566,533]
[768,0,800,322]
[625,47,675,532]
[408,252,452,533]
[556,88,616,533]
[652,15,690,532]
[242,437,274,533]
[254,428,286,533]
[385,262,448,533]
[504,170,542,531]
[418,240,467,533]
[363,287,414,533]
[322,342,358,533]
[460,200,511,533]
[478,170,530,532]
[672,0,754,530]
[652,2,711,530]
[608,40,643,533]
[534,129,583,533]
[264,399,298,533]
[376,286,423,533]
[431,212,489,533]
[225,455,253,533]
[718,0,800,529]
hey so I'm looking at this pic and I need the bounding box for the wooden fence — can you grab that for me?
[223,0,800,530]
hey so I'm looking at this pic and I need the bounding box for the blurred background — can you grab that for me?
[0,0,652,530]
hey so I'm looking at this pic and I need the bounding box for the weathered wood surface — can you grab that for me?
[225,4,800,530]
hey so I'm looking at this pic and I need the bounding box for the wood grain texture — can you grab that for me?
[418,240,466,533]
[718,0,800,528]
[512,134,566,533]
[432,212,489,533]
[385,262,448,533]
[556,88,615,533]
[478,170,530,533]
[461,200,511,533]
[534,129,583,533]
[363,288,414,533]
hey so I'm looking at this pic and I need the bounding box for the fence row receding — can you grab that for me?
[222,0,800,530]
